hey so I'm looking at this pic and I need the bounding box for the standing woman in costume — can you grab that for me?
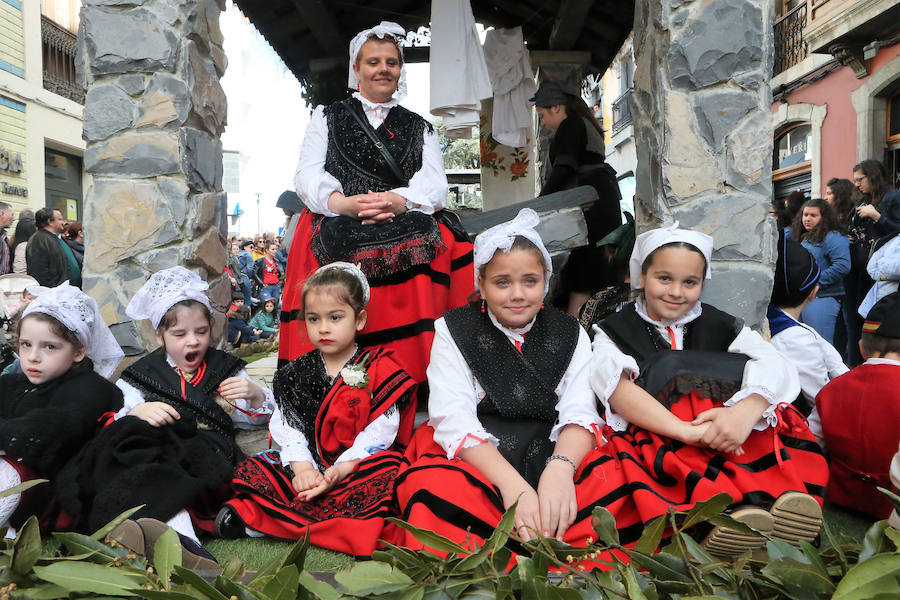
[395,209,615,566]
[282,22,474,385]
[217,263,417,556]
[845,159,900,365]
[589,224,828,559]
[55,267,274,557]
[532,80,622,316]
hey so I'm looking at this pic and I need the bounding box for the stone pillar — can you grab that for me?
[77,0,229,356]
[631,0,776,328]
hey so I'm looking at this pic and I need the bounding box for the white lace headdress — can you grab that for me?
[125,266,212,329]
[348,21,408,101]
[473,208,552,296]
[629,221,714,290]
[313,262,371,305]
[23,282,124,377]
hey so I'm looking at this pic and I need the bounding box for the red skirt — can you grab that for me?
[279,210,474,384]
[393,426,628,570]
[224,450,405,557]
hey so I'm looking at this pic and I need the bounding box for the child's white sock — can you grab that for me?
[166,509,200,544]
[0,460,22,529]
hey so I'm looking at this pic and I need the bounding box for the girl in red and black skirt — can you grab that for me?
[588,224,829,559]
[218,262,417,557]
[394,209,617,566]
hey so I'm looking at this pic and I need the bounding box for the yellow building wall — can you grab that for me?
[0,0,24,78]
[0,96,28,214]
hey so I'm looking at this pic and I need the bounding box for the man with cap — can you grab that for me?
[531,79,622,316]
[816,291,900,519]
[766,235,848,446]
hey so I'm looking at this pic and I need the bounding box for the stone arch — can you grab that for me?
[851,53,900,163]
[772,102,827,196]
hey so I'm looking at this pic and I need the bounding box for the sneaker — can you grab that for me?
[768,492,822,547]
[701,507,773,560]
[214,505,245,540]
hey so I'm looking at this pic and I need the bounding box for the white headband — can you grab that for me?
[473,208,553,296]
[348,21,407,101]
[313,262,371,305]
[23,282,124,377]
[629,221,714,290]
[126,266,212,329]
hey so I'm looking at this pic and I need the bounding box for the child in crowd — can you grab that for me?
[394,209,608,561]
[589,223,828,559]
[816,292,900,519]
[767,236,848,446]
[227,303,264,346]
[217,263,417,557]
[786,198,850,345]
[249,299,279,338]
[0,283,123,533]
[1,285,49,376]
[55,267,274,555]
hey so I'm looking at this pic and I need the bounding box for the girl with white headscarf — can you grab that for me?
[395,210,627,568]
[284,21,474,388]
[587,224,828,559]
[54,267,274,567]
[0,283,123,534]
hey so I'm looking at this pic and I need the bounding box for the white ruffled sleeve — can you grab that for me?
[334,406,400,464]
[114,379,146,420]
[293,105,343,216]
[427,318,499,458]
[390,125,447,214]
[589,326,640,432]
[722,327,800,430]
[269,404,316,467]
[550,327,603,440]
[230,368,275,426]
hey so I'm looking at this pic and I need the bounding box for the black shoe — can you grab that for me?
[214,505,244,540]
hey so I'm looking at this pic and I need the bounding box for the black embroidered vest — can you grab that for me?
[323,99,432,195]
[121,348,245,439]
[444,304,580,488]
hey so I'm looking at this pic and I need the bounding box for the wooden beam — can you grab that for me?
[549,0,595,50]
[289,0,345,56]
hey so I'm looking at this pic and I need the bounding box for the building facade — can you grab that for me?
[599,35,637,214]
[773,0,900,201]
[0,0,85,223]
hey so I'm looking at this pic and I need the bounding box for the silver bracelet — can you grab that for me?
[545,454,577,471]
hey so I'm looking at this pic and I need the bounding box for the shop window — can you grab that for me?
[773,123,812,175]
[44,148,82,221]
[888,89,900,148]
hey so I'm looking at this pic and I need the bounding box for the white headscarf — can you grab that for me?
[348,21,408,101]
[125,266,212,329]
[313,262,371,305]
[473,208,553,296]
[629,222,714,290]
[23,282,124,377]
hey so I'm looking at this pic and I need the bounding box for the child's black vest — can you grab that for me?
[444,303,580,488]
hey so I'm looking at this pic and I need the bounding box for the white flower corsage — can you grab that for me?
[340,363,369,389]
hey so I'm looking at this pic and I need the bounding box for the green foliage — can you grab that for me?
[0,491,898,600]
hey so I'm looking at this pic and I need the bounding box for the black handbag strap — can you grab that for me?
[342,100,409,187]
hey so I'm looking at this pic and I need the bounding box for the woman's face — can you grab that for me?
[353,39,402,103]
[536,105,566,132]
[824,186,834,205]
[853,170,870,195]
[801,206,822,232]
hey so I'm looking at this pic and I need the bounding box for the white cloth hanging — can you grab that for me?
[429,0,492,139]
[483,27,536,148]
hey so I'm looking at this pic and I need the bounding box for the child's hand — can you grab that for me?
[499,481,541,540]
[129,402,180,427]
[219,376,265,408]
[678,421,711,447]
[537,460,578,539]
[299,461,356,501]
[291,464,322,494]
[692,395,768,455]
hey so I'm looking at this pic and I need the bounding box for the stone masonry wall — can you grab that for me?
[631,0,777,328]
[77,0,229,355]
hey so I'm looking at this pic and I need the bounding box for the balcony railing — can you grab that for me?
[611,88,633,134]
[774,2,809,74]
[41,15,84,104]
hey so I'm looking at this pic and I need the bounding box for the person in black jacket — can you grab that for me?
[26,208,80,288]
[532,80,622,316]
